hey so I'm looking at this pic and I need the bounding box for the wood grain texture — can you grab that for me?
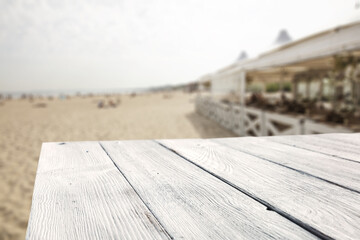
[26,142,170,240]
[101,140,317,240]
[269,133,360,163]
[159,138,360,240]
[213,136,360,193]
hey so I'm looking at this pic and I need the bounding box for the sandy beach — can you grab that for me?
[0,91,235,240]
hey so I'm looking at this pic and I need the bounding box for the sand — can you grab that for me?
[0,91,235,240]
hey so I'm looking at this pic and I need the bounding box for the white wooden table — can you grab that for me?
[26,133,360,240]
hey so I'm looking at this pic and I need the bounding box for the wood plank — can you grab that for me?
[269,133,360,163]
[26,142,170,240]
[214,136,360,193]
[101,140,317,240]
[159,138,360,240]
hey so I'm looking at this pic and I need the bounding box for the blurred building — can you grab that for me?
[210,21,360,107]
[196,21,360,135]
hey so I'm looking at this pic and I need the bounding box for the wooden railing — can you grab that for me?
[195,97,352,136]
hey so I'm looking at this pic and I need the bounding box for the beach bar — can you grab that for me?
[197,21,360,136]
[26,133,360,239]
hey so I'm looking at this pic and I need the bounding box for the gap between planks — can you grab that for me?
[212,139,360,195]
[154,140,332,240]
[269,134,360,164]
[158,137,360,240]
[273,140,359,164]
[101,140,319,240]
[26,142,172,240]
[98,142,174,240]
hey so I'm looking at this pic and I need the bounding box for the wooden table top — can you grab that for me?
[26,133,360,240]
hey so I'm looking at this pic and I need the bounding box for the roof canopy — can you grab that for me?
[213,21,360,78]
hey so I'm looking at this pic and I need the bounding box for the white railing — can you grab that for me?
[195,97,352,136]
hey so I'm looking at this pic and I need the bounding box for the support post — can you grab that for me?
[306,77,311,100]
[260,110,267,136]
[293,78,298,101]
[239,71,246,136]
[318,74,324,102]
[280,69,286,93]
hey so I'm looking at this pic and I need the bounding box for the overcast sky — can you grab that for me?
[0,0,359,92]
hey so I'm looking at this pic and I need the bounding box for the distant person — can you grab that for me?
[97,100,104,109]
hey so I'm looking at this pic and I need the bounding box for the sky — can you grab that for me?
[0,0,360,92]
